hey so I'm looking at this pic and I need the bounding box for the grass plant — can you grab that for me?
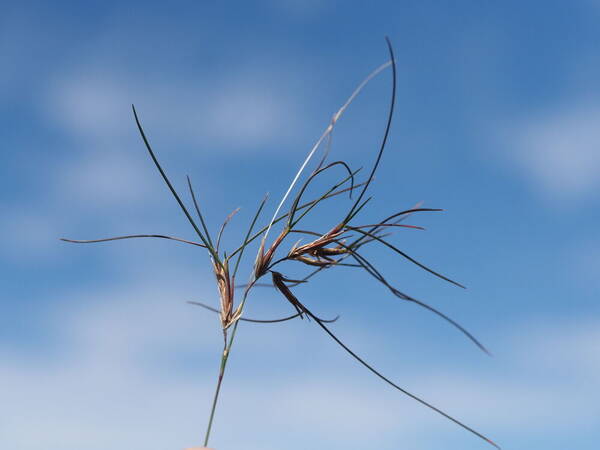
[62,38,499,449]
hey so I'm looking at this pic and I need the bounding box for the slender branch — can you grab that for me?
[132,105,220,264]
[203,332,228,446]
[233,194,268,279]
[346,223,425,231]
[216,207,240,254]
[344,37,397,222]
[303,304,500,449]
[262,60,392,244]
[287,161,355,228]
[290,169,361,229]
[347,227,466,289]
[187,300,340,323]
[336,242,490,355]
[187,175,215,248]
[227,179,366,260]
[268,268,497,447]
[60,234,206,247]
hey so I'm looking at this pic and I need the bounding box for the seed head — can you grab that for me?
[213,259,242,329]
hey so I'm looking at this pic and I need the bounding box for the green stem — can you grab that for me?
[202,289,251,447]
[203,342,228,447]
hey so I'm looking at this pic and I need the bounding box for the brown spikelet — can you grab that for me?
[288,223,346,266]
[271,271,307,319]
[213,259,240,329]
[293,255,335,267]
[254,229,288,278]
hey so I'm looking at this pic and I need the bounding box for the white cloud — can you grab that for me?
[0,281,424,450]
[199,84,295,149]
[55,149,155,208]
[44,65,309,155]
[0,209,65,264]
[3,277,600,449]
[566,238,600,290]
[504,104,600,201]
[49,75,132,140]
[511,320,600,379]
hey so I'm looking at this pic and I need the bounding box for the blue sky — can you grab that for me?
[1,1,599,449]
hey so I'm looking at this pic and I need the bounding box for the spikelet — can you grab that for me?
[213,259,241,329]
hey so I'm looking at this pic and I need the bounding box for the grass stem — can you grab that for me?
[203,337,228,447]
[202,286,251,446]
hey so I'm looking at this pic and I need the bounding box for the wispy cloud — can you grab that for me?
[566,237,600,291]
[54,149,155,208]
[502,103,600,202]
[0,209,65,264]
[44,63,309,155]
[48,75,132,140]
[2,278,599,449]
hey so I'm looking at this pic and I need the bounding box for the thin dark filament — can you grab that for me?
[60,235,206,248]
[131,105,220,263]
[349,227,466,289]
[234,265,358,290]
[227,179,366,260]
[344,37,396,222]
[216,207,240,254]
[268,265,498,447]
[186,175,214,248]
[267,252,337,272]
[313,125,335,174]
[288,161,364,228]
[187,301,339,324]
[271,271,309,319]
[345,196,372,224]
[232,194,269,279]
[379,207,443,224]
[285,229,489,354]
[336,242,490,355]
[349,205,435,249]
[290,169,361,229]
[280,261,363,288]
[299,302,499,449]
[347,223,425,231]
[234,282,274,289]
[288,162,357,228]
[311,213,414,270]
[285,227,395,287]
